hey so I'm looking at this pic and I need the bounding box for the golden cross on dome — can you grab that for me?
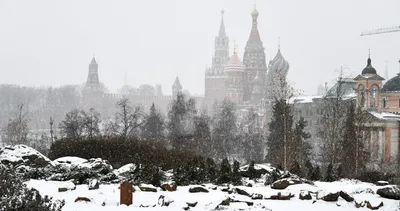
[368,48,371,58]
[233,40,237,54]
[220,9,225,15]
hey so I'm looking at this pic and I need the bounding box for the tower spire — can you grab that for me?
[218,9,226,38]
[278,37,281,50]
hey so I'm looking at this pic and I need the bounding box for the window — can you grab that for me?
[358,84,365,107]
[371,84,379,108]
[382,97,387,108]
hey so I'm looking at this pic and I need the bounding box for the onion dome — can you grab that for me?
[268,49,289,76]
[224,52,245,72]
[382,74,400,92]
[361,57,377,75]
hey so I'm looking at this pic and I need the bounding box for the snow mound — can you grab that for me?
[0,144,53,168]
[54,156,88,166]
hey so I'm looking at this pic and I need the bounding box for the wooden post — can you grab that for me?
[120,182,133,206]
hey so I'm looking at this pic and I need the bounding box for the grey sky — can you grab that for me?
[0,0,400,95]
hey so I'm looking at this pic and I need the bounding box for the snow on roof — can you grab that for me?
[370,111,400,120]
[289,95,321,104]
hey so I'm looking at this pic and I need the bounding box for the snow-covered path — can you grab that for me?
[26,179,400,211]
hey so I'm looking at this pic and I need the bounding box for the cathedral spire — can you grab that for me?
[247,6,262,48]
[219,10,226,38]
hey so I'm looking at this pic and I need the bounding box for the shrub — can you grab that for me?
[0,165,65,211]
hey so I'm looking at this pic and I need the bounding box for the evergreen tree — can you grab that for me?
[205,157,217,183]
[324,163,336,182]
[340,103,370,178]
[142,103,164,141]
[266,99,293,170]
[242,109,264,162]
[167,94,196,148]
[217,158,232,184]
[193,110,212,155]
[310,165,321,181]
[212,100,237,158]
[247,160,257,180]
[231,160,242,185]
[290,117,311,173]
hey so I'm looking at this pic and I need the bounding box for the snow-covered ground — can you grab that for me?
[26,179,400,211]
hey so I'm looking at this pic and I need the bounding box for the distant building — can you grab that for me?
[293,54,400,171]
[82,58,204,116]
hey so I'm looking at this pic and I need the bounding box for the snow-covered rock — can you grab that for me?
[0,145,53,168]
[54,156,87,167]
[113,163,136,176]
[377,185,400,200]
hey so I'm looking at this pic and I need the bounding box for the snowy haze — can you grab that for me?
[0,0,400,95]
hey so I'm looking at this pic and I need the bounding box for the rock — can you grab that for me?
[366,201,384,210]
[81,158,113,175]
[54,157,87,167]
[88,178,100,190]
[320,192,339,202]
[219,197,230,206]
[229,197,254,206]
[271,179,290,190]
[189,186,209,193]
[157,195,173,207]
[186,202,198,207]
[75,197,91,202]
[377,186,400,200]
[353,188,374,194]
[160,183,177,191]
[234,187,251,197]
[355,201,365,208]
[299,190,312,200]
[57,182,76,192]
[268,192,294,200]
[58,187,69,192]
[339,191,354,202]
[139,204,156,207]
[139,184,157,192]
[376,181,389,186]
[251,193,263,200]
[0,145,53,168]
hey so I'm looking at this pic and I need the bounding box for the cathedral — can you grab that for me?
[205,7,290,126]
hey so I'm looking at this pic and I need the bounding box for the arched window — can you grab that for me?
[382,97,387,108]
[371,84,379,108]
[358,84,365,107]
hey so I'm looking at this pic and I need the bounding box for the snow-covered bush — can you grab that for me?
[0,164,65,211]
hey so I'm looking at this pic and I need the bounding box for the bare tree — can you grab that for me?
[106,98,144,139]
[82,108,101,139]
[58,109,85,140]
[1,104,29,145]
[317,71,352,168]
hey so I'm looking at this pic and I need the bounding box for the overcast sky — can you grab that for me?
[1,0,400,95]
